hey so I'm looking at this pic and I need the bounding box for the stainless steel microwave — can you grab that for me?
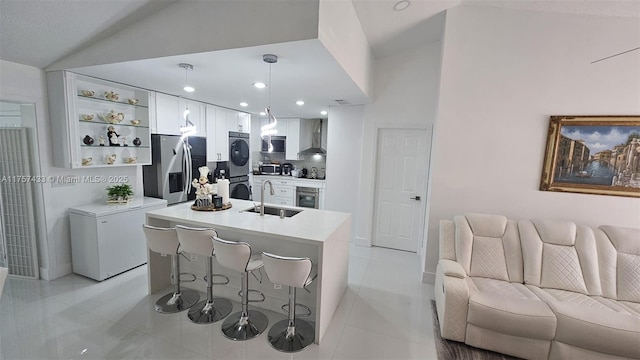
[261,136,286,153]
[260,164,281,174]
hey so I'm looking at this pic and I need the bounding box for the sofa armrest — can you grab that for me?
[440,259,466,279]
[435,260,471,342]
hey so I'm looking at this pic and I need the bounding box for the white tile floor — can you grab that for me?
[0,244,437,360]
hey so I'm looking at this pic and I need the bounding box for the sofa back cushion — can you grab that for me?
[454,214,523,282]
[596,225,640,302]
[519,219,601,295]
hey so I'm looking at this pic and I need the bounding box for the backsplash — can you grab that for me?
[253,151,326,176]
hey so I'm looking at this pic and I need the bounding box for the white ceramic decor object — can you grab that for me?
[218,179,230,204]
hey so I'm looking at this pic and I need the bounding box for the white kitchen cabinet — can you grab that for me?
[154,92,180,135]
[68,198,167,281]
[154,93,205,137]
[237,112,251,134]
[46,71,152,168]
[225,109,251,134]
[285,118,300,160]
[180,98,205,137]
[213,106,229,161]
[206,106,251,162]
[252,177,295,206]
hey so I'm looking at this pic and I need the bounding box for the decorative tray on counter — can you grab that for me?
[191,203,232,212]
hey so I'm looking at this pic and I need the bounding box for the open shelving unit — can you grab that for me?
[46,71,152,168]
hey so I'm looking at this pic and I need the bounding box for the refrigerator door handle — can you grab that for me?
[184,140,193,195]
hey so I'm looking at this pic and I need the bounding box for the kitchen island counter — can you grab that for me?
[145,199,351,344]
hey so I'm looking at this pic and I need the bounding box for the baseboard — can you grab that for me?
[39,267,50,280]
[422,271,435,284]
[354,236,370,247]
[43,263,73,281]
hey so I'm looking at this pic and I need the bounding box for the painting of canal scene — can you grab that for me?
[540,116,640,198]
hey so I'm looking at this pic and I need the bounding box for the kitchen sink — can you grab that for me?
[243,205,302,218]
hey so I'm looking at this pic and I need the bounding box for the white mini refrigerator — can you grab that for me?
[68,197,167,281]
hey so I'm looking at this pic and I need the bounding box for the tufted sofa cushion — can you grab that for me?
[519,219,601,295]
[455,214,523,282]
[597,225,640,303]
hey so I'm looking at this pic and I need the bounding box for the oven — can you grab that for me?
[296,187,319,209]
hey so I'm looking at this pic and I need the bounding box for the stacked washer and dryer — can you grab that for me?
[228,132,252,200]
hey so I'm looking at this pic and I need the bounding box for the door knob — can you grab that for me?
[411,196,421,201]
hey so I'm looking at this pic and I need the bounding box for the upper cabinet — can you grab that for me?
[257,117,301,160]
[205,105,250,162]
[153,93,205,137]
[46,71,151,169]
[285,118,300,160]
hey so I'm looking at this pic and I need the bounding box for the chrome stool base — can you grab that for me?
[154,289,200,313]
[187,297,232,324]
[268,318,315,352]
[221,310,268,341]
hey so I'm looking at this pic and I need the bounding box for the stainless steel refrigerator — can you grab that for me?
[143,134,207,205]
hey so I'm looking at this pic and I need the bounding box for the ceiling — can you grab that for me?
[1,0,639,119]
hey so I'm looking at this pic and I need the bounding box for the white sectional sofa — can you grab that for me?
[435,214,640,360]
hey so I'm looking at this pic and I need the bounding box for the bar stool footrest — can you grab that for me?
[179,272,197,283]
[281,303,312,317]
[203,274,230,285]
[238,289,266,303]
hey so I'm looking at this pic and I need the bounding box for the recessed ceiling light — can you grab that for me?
[240,102,248,107]
[183,86,195,93]
[296,100,305,106]
[254,82,266,89]
[320,110,328,115]
[393,0,410,11]
[259,112,266,116]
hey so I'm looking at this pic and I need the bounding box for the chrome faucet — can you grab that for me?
[260,180,275,216]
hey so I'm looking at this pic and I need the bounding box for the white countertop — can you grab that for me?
[68,197,168,217]
[253,174,326,188]
[145,199,350,245]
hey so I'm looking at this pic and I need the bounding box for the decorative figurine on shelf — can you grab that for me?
[132,137,142,147]
[121,136,128,147]
[104,110,124,124]
[83,135,94,145]
[99,135,105,146]
[107,126,120,146]
[191,166,215,207]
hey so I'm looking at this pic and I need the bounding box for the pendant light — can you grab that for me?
[260,54,278,152]
[179,63,195,92]
[178,63,196,136]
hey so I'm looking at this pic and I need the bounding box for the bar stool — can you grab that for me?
[175,225,232,324]
[142,225,199,313]
[213,237,268,340]
[262,252,315,352]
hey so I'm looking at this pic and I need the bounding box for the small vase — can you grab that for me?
[133,137,142,146]
[83,135,94,145]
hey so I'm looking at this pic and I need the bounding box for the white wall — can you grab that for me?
[425,6,640,281]
[325,105,364,240]
[1,60,139,280]
[355,42,443,247]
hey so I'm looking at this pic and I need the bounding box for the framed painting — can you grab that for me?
[540,115,640,198]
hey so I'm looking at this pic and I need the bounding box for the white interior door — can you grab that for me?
[373,128,430,252]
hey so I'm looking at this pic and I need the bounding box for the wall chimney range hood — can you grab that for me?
[299,119,326,156]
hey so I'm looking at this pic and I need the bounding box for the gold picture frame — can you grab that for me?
[540,115,640,198]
